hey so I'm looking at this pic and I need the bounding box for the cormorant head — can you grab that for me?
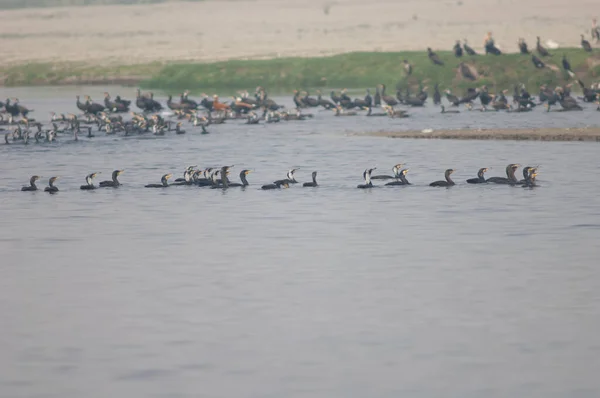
[446,169,455,175]
[163,173,173,181]
[311,171,317,179]
[30,175,41,183]
[401,168,410,176]
[49,176,59,185]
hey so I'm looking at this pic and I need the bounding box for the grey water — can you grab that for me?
[1,86,600,398]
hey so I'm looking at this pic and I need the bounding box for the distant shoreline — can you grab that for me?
[361,127,600,142]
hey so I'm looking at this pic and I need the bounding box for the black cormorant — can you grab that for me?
[21,175,41,191]
[228,170,252,187]
[463,39,477,55]
[433,84,441,105]
[145,173,172,188]
[80,172,100,190]
[44,176,59,193]
[261,181,289,190]
[459,63,476,80]
[303,171,318,187]
[466,168,489,183]
[518,38,529,54]
[531,54,545,68]
[430,169,456,187]
[99,170,124,187]
[581,34,592,52]
[427,48,444,65]
[453,40,463,57]
[536,36,551,57]
[486,164,520,184]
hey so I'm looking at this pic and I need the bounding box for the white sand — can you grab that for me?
[0,0,597,66]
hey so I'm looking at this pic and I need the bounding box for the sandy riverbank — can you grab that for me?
[362,127,600,142]
[0,0,597,67]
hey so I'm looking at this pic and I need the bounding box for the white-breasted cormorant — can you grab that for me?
[385,169,410,186]
[466,168,489,183]
[99,170,123,187]
[403,60,413,76]
[44,177,59,193]
[303,171,318,187]
[372,164,403,180]
[21,175,41,191]
[145,173,172,188]
[274,169,298,185]
[357,168,376,189]
[80,172,100,190]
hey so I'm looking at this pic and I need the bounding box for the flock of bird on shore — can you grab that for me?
[18,162,539,195]
[1,31,600,145]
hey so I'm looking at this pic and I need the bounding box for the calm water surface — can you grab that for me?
[1,87,600,398]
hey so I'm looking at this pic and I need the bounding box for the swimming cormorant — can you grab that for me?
[385,168,410,186]
[486,164,520,184]
[274,169,299,185]
[80,172,100,190]
[261,181,289,190]
[21,175,41,191]
[210,166,233,189]
[99,170,124,187]
[466,168,489,183]
[145,173,172,188]
[302,171,318,187]
[357,168,376,189]
[372,164,403,180]
[430,169,456,187]
[44,176,59,193]
[228,169,252,187]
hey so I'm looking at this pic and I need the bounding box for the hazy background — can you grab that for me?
[0,0,597,66]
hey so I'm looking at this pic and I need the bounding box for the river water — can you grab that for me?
[1,87,599,398]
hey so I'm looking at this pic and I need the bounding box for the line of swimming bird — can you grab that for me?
[19,163,538,194]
